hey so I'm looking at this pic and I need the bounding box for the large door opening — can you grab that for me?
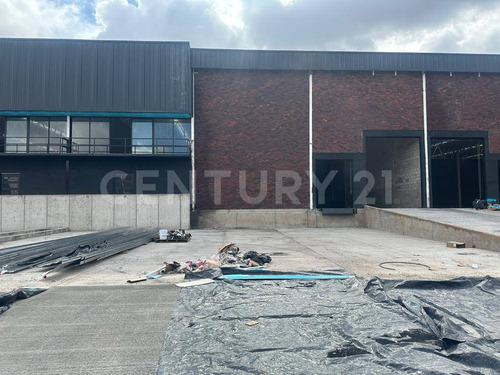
[314,159,352,209]
[365,137,422,208]
[431,138,485,208]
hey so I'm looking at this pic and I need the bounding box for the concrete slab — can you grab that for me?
[69,195,92,231]
[366,207,500,251]
[47,196,70,229]
[2,227,499,291]
[91,195,114,230]
[389,208,500,235]
[0,285,179,375]
[158,195,181,229]
[24,195,47,230]
[180,194,190,229]
[137,195,159,228]
[114,195,137,228]
[1,196,24,232]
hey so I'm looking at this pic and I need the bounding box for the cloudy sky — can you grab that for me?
[0,0,499,53]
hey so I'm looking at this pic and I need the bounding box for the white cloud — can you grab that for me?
[0,0,499,53]
[0,0,100,38]
[373,4,500,53]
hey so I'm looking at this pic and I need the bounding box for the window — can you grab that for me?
[133,119,191,155]
[132,120,153,154]
[6,117,68,153]
[173,120,191,154]
[72,118,109,154]
[6,118,28,153]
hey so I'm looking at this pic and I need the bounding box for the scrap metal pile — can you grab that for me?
[0,228,157,276]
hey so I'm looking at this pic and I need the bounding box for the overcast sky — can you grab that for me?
[0,0,499,53]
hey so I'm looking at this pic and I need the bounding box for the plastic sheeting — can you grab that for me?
[157,274,499,374]
[0,287,46,315]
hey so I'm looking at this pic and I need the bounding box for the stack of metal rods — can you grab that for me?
[0,228,157,275]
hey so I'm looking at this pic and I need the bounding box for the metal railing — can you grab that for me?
[3,137,191,155]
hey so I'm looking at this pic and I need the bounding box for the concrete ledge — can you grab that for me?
[0,194,190,231]
[0,228,69,243]
[364,205,500,252]
[194,209,365,229]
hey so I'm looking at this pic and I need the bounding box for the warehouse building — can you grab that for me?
[0,39,499,228]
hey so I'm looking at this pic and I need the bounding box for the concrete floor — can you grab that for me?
[0,284,179,375]
[1,227,499,374]
[386,208,500,235]
[1,227,499,291]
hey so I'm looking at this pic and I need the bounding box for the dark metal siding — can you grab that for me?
[191,49,500,73]
[0,39,191,114]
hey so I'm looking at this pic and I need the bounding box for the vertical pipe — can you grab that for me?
[309,72,313,210]
[422,72,431,208]
[191,72,196,210]
[457,151,462,207]
[477,142,482,198]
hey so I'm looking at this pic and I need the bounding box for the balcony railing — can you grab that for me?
[3,137,191,155]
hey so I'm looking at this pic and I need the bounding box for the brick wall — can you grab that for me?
[313,71,423,153]
[426,73,500,154]
[194,69,309,209]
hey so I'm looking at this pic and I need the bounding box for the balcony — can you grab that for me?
[3,137,191,155]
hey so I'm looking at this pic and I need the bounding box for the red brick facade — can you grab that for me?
[194,69,310,210]
[426,73,500,153]
[312,71,424,153]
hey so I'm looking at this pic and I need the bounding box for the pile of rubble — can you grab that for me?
[133,243,273,282]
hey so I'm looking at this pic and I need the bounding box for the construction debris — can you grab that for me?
[127,276,148,283]
[213,243,241,264]
[154,229,191,243]
[0,228,157,276]
[243,251,272,266]
[175,279,215,288]
[378,261,431,271]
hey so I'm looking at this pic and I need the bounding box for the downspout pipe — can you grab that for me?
[309,71,313,210]
[422,72,431,208]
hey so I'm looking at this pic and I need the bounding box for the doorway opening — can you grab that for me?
[431,138,485,208]
[365,137,422,208]
[314,159,352,209]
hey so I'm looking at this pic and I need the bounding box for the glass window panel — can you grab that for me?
[132,120,152,154]
[154,120,173,154]
[29,117,49,152]
[6,118,28,153]
[90,119,110,153]
[49,118,68,153]
[173,121,191,154]
[72,118,90,153]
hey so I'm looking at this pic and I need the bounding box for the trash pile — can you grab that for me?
[154,229,192,242]
[473,198,500,211]
[0,228,157,276]
[135,243,273,283]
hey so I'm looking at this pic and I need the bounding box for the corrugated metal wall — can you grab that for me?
[191,49,500,73]
[0,39,192,114]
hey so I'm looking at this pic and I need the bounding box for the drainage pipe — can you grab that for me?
[422,72,431,208]
[309,71,313,210]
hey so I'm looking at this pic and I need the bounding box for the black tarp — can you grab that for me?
[0,287,46,315]
[157,274,499,374]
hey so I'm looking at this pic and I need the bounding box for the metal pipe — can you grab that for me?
[309,71,313,210]
[191,72,196,209]
[422,72,431,208]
